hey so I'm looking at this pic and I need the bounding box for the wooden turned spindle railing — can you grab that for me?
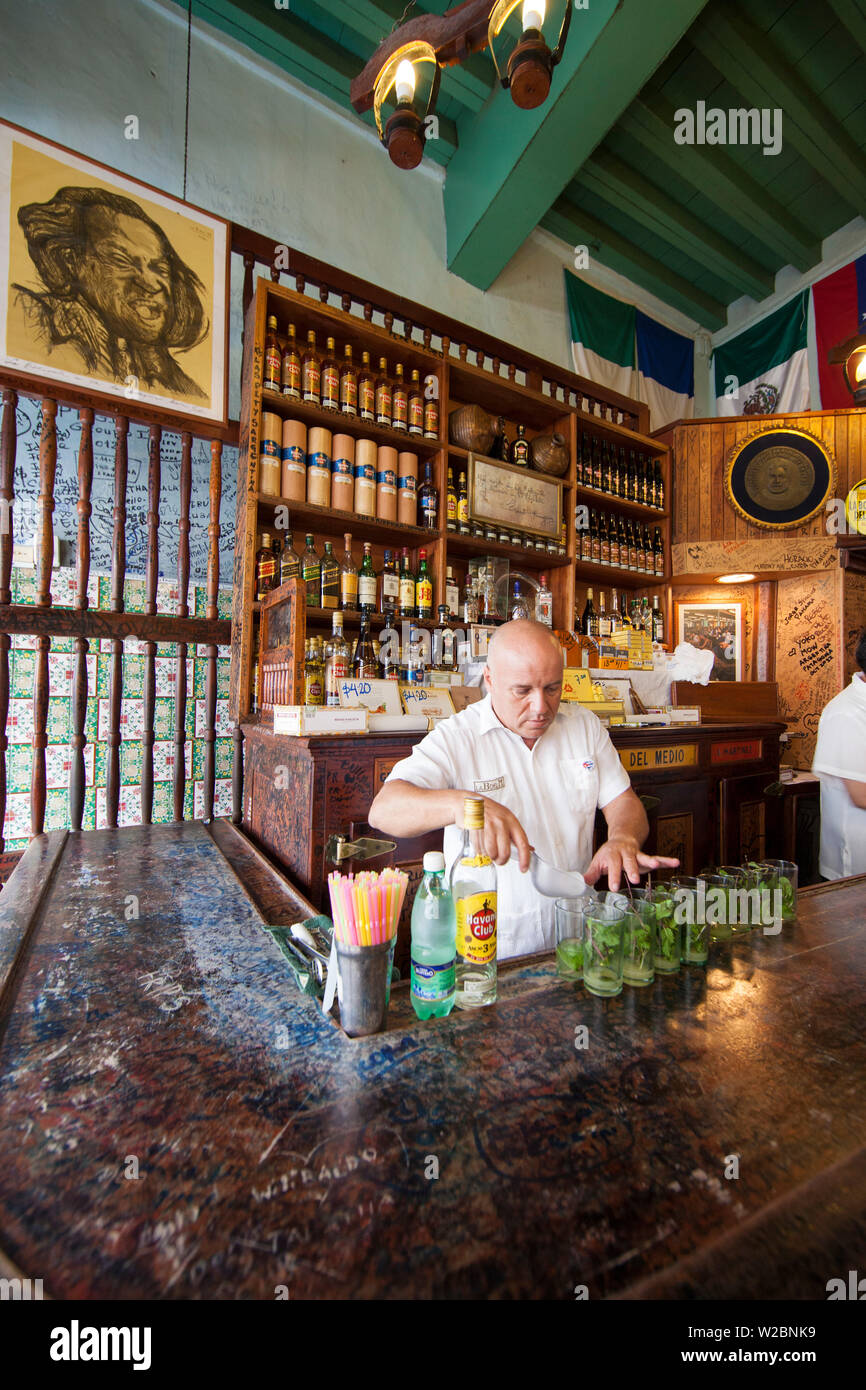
[0,388,16,852]
[203,440,222,823]
[105,416,128,828]
[141,425,161,824]
[69,407,93,831]
[230,228,645,432]
[174,432,192,821]
[31,398,58,836]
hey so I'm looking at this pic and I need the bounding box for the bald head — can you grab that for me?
[484,619,564,746]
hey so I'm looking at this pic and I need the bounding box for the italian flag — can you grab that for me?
[565,270,637,399]
[714,292,810,417]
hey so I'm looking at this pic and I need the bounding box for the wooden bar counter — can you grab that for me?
[1,819,864,1300]
[241,717,787,969]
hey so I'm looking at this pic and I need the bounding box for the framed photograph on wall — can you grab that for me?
[676,602,743,682]
[0,119,229,425]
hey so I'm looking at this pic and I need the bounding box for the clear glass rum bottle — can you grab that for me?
[450,797,497,1009]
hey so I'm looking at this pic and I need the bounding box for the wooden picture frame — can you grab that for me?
[467,451,561,539]
[676,602,743,682]
[0,119,229,426]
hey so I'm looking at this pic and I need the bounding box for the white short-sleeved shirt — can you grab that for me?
[385,693,631,959]
[811,671,866,879]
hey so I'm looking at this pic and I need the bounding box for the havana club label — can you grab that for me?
[456,888,497,965]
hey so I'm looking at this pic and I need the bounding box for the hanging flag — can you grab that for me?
[635,311,694,431]
[812,254,866,409]
[565,270,636,399]
[714,292,809,416]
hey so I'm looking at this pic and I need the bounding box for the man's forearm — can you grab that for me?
[603,789,649,847]
[368,780,460,838]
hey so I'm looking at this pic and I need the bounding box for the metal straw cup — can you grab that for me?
[336,937,394,1037]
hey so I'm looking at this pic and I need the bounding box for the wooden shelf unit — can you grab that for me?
[230,281,672,719]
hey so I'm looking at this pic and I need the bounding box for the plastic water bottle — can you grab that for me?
[410,851,456,1019]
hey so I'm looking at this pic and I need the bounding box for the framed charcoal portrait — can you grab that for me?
[724,425,835,530]
[677,602,743,682]
[0,120,229,425]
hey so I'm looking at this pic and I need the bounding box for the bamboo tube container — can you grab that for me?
[331,434,356,513]
[354,438,377,518]
[280,418,307,502]
[307,426,332,507]
[376,445,398,522]
[397,450,418,526]
[259,411,282,497]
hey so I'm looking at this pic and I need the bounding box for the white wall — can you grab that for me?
[1,0,707,417]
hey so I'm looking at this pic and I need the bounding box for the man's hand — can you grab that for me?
[454,792,533,871]
[585,835,679,893]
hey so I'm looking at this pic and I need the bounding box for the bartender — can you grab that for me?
[368,619,678,958]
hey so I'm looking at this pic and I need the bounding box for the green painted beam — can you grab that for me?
[443,0,713,291]
[542,197,726,330]
[828,0,866,56]
[580,149,774,301]
[179,0,457,159]
[691,4,866,214]
[320,0,494,110]
[620,95,820,273]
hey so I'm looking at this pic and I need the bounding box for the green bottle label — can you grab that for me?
[411,957,456,1002]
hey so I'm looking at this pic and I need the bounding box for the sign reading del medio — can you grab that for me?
[620,744,698,773]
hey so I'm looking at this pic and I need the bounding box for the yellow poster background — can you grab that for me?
[6,139,216,408]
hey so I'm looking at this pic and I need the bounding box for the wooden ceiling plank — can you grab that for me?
[443,0,711,291]
[542,197,727,329]
[691,5,866,213]
[621,95,820,272]
[581,149,774,301]
[827,0,866,59]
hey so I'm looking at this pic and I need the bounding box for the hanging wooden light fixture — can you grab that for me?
[487,0,572,109]
[351,0,573,167]
[372,42,441,169]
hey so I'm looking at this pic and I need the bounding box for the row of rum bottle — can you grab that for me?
[579,590,665,645]
[578,513,664,576]
[255,530,463,621]
[263,315,439,437]
[578,435,665,510]
[301,607,463,704]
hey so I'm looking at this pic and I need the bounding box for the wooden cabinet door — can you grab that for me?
[719,773,782,866]
[593,779,711,878]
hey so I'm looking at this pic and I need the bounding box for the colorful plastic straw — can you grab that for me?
[327,868,409,946]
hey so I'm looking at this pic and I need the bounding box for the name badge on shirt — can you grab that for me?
[474,776,505,793]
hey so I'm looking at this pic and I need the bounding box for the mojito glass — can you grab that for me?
[671,876,708,965]
[640,884,679,973]
[702,873,734,941]
[621,893,657,987]
[716,866,750,935]
[757,860,798,923]
[583,902,626,997]
[554,897,594,981]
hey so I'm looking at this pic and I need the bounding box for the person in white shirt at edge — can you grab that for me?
[368,619,679,960]
[811,629,866,880]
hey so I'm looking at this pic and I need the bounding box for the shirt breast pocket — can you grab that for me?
[562,759,599,817]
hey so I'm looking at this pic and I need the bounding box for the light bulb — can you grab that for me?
[522,0,545,30]
[395,59,416,104]
[853,350,866,384]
